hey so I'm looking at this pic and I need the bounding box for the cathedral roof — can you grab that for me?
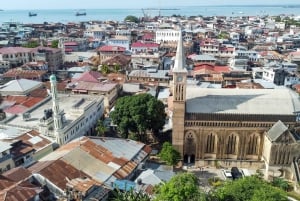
[186,87,300,115]
[172,30,187,73]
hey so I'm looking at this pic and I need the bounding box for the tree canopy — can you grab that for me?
[124,15,139,23]
[95,119,107,137]
[110,93,166,141]
[51,40,59,48]
[154,172,205,201]
[158,142,181,165]
[111,188,151,201]
[22,40,39,48]
[210,176,288,201]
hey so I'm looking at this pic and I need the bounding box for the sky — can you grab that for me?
[1,0,300,10]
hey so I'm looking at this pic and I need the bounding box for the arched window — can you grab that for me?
[226,134,238,155]
[205,133,216,153]
[247,134,260,155]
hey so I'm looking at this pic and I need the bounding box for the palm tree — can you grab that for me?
[95,120,107,137]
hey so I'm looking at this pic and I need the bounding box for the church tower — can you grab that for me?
[172,30,187,157]
[58,38,65,63]
[50,74,64,145]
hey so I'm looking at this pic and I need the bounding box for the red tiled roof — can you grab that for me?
[72,81,117,92]
[131,42,159,48]
[214,66,231,73]
[64,42,78,46]
[0,47,32,54]
[99,45,126,52]
[74,71,103,83]
[4,104,28,114]
[101,54,131,66]
[3,69,47,79]
[142,33,155,40]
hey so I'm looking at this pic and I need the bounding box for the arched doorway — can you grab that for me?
[184,131,196,164]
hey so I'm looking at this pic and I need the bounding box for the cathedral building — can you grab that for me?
[172,31,300,171]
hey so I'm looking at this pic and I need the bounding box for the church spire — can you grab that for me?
[173,30,187,73]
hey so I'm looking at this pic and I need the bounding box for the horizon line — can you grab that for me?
[2,3,300,10]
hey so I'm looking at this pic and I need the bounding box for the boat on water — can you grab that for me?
[29,12,37,17]
[75,11,86,16]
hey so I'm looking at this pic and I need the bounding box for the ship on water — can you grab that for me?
[28,12,37,17]
[75,10,86,16]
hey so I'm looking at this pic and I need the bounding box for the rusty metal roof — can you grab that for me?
[33,137,150,190]
[36,159,89,190]
[2,167,31,182]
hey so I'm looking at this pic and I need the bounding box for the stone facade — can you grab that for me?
[172,33,300,169]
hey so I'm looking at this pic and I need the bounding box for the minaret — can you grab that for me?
[50,74,63,144]
[172,30,187,158]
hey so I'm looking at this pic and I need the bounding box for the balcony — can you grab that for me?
[0,154,12,163]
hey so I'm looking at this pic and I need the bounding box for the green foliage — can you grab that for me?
[101,64,110,74]
[217,31,229,39]
[51,40,59,48]
[272,177,291,192]
[158,142,181,165]
[283,17,300,28]
[110,93,166,141]
[95,120,107,137]
[110,188,151,201]
[208,177,223,187]
[22,40,39,48]
[210,176,288,201]
[274,16,281,22]
[124,15,139,23]
[154,172,205,201]
[113,63,121,73]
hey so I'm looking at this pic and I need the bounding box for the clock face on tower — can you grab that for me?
[177,76,183,82]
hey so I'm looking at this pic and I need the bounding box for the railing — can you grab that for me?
[0,154,12,163]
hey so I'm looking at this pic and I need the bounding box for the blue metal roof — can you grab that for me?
[113,179,136,191]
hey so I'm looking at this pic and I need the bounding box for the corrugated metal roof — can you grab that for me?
[38,159,89,190]
[62,147,115,183]
[91,138,145,160]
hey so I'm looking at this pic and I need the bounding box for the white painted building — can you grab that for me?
[107,36,130,50]
[155,29,180,43]
[84,24,106,40]
[4,75,105,146]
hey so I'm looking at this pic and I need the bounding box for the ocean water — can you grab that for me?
[1,5,300,25]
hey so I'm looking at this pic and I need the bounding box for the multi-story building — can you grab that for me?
[131,41,159,53]
[172,32,300,179]
[155,29,180,43]
[107,36,130,51]
[0,47,33,68]
[98,45,126,63]
[0,141,14,174]
[84,24,106,40]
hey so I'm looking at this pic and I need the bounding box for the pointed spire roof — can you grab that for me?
[173,30,187,73]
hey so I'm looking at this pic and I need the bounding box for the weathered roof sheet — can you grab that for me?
[2,167,31,182]
[36,159,89,190]
[267,120,288,142]
[62,147,115,183]
[0,79,41,93]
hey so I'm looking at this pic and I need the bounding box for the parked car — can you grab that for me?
[221,169,232,180]
[240,168,251,177]
[231,167,243,180]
